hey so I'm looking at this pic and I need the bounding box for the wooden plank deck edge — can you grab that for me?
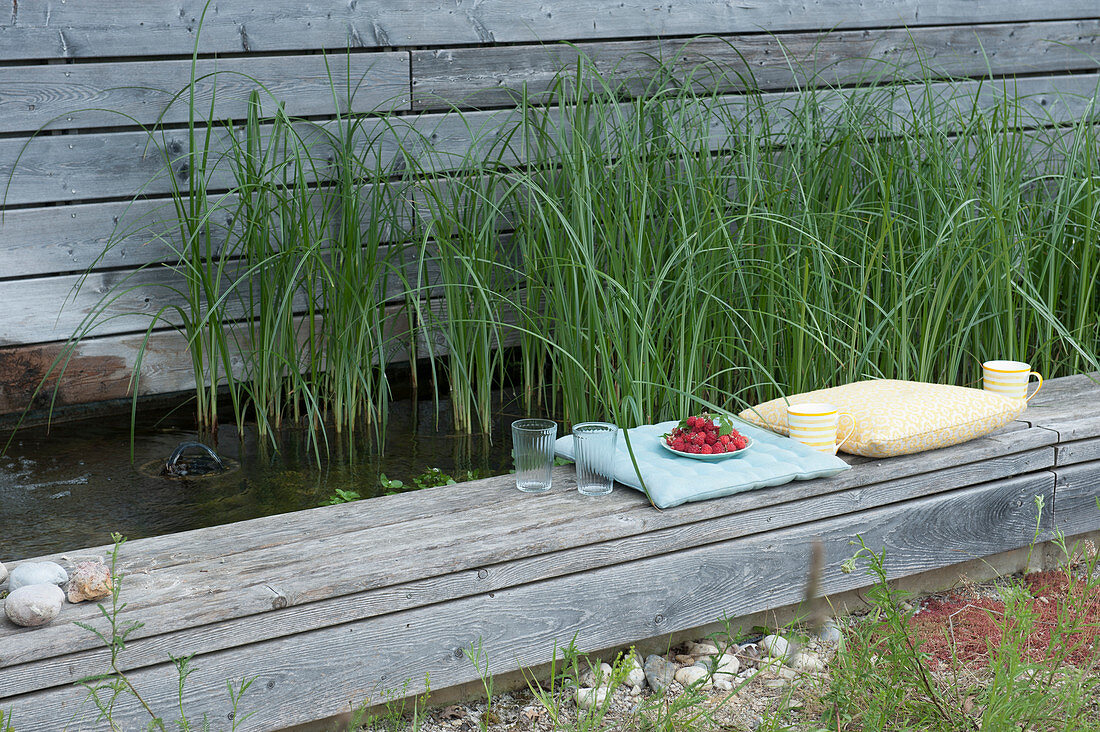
[2,469,1059,730]
[0,443,1057,691]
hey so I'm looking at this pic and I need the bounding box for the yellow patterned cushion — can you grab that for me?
[738,380,1026,458]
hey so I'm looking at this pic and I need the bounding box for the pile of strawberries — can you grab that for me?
[663,413,749,455]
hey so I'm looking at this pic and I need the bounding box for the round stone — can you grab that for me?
[817,620,843,645]
[0,561,7,585]
[686,640,720,658]
[674,666,711,688]
[5,584,65,627]
[9,562,68,592]
[714,653,740,677]
[575,687,607,710]
[761,634,790,660]
[624,653,646,688]
[791,652,826,673]
[713,677,734,692]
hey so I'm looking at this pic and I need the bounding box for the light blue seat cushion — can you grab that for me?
[554,420,850,509]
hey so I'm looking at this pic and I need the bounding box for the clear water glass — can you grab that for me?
[572,422,618,496]
[511,419,558,493]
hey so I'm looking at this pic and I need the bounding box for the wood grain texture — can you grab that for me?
[0,239,421,345]
[0,308,411,414]
[0,445,1056,696]
[1021,372,1100,439]
[3,0,1098,60]
[0,416,1054,668]
[412,20,1100,110]
[0,179,427,280]
[1057,437,1100,467]
[0,51,410,134]
[3,472,1056,730]
[0,118,339,207]
[6,72,1097,208]
[1052,460,1100,536]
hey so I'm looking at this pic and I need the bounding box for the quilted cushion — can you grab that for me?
[554,420,849,509]
[739,379,1026,458]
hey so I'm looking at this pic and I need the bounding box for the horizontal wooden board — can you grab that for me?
[1019,372,1100,439]
[0,416,1054,670]
[0,237,426,344]
[3,0,1099,60]
[412,20,1100,110]
[0,51,410,134]
[0,179,429,280]
[4,471,1056,730]
[1052,460,1100,536]
[7,72,1098,208]
[1057,437,1100,467]
[0,118,341,207]
[0,308,411,415]
[0,444,1056,696]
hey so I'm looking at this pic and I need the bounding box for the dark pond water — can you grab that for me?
[1,393,533,561]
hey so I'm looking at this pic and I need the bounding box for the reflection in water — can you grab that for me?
[1,392,535,560]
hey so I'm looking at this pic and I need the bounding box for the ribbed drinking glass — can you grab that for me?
[511,419,558,493]
[572,422,618,496]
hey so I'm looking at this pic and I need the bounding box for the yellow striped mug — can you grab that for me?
[982,360,1043,402]
[786,402,855,455]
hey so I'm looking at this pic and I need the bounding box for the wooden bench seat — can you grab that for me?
[2,374,1097,731]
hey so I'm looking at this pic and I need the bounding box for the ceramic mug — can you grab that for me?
[982,360,1043,402]
[787,402,855,455]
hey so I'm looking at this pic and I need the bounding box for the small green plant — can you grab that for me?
[0,709,13,732]
[464,639,497,731]
[379,473,405,495]
[349,674,432,732]
[76,533,256,731]
[321,487,361,505]
[827,521,1100,732]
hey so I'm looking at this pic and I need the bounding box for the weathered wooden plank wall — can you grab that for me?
[2,1,1098,415]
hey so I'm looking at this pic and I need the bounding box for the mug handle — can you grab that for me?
[1025,372,1043,403]
[836,413,856,455]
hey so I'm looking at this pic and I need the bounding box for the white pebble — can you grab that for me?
[5,584,65,627]
[597,662,614,688]
[817,619,842,645]
[674,666,711,688]
[0,561,7,585]
[761,634,790,660]
[713,677,734,692]
[686,640,719,657]
[713,653,740,677]
[791,651,826,673]
[575,687,607,710]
